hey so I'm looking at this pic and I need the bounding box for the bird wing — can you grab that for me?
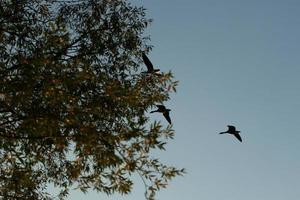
[233,133,242,142]
[156,105,166,109]
[163,111,172,124]
[142,53,154,71]
[227,125,236,132]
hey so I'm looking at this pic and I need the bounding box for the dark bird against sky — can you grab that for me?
[150,105,172,124]
[219,125,242,142]
[142,53,161,74]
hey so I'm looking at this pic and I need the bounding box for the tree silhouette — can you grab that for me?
[0,0,183,199]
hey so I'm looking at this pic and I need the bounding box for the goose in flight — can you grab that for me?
[219,125,242,142]
[150,105,171,124]
[142,53,161,75]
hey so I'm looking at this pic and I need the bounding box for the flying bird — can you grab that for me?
[150,105,171,124]
[219,125,242,142]
[142,53,161,75]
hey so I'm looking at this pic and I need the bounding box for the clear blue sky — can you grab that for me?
[69,1,300,199]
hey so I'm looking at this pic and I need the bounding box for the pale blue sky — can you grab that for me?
[69,1,300,199]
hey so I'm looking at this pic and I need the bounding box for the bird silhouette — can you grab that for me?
[219,125,242,142]
[142,53,161,75]
[150,105,171,124]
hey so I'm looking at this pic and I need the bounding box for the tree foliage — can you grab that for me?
[0,0,183,199]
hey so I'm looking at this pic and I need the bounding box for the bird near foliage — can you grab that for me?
[219,125,242,142]
[150,105,172,124]
[142,53,161,75]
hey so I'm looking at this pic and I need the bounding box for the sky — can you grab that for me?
[68,1,300,199]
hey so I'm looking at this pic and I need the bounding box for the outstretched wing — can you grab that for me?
[163,111,172,124]
[142,53,154,71]
[156,105,166,110]
[233,133,242,142]
[227,125,236,132]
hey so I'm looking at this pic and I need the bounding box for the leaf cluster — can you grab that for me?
[0,0,184,199]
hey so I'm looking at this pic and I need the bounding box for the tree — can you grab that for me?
[0,0,183,199]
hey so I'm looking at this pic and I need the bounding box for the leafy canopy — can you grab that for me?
[0,0,183,199]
